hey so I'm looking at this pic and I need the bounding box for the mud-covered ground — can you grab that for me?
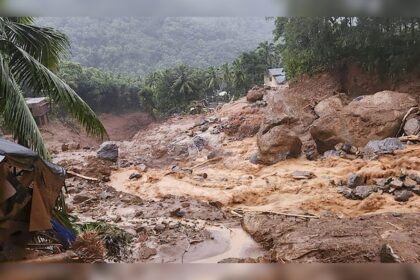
[47,90,420,263]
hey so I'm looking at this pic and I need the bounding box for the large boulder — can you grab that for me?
[97,142,119,162]
[314,96,345,118]
[246,86,266,103]
[310,91,417,153]
[256,116,302,165]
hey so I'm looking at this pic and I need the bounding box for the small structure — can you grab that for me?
[264,68,286,87]
[0,138,67,252]
[25,97,50,125]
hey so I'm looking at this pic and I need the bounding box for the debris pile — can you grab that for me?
[337,172,419,201]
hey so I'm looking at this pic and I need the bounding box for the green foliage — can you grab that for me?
[274,17,420,79]
[0,17,107,159]
[140,42,279,117]
[58,61,141,113]
[36,17,274,76]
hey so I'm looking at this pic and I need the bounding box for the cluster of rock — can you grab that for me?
[253,90,418,165]
[337,173,420,202]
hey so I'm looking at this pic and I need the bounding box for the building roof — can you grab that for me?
[25,97,48,106]
[267,68,285,77]
[274,75,286,84]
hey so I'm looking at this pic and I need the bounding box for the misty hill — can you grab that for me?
[36,17,274,75]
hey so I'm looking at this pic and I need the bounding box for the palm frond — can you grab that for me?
[4,41,108,140]
[0,53,49,158]
[3,18,69,69]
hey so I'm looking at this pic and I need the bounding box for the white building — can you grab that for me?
[264,68,286,87]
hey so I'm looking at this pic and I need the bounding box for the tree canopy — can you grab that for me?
[36,17,274,76]
[274,17,420,80]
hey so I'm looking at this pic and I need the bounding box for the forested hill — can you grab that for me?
[36,17,274,75]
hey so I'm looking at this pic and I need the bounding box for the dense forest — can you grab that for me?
[274,17,420,80]
[36,17,274,75]
[57,40,280,116]
[47,17,420,117]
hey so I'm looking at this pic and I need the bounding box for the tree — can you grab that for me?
[204,66,219,93]
[171,65,197,105]
[0,17,107,159]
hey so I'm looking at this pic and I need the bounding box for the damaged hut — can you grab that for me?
[0,138,72,259]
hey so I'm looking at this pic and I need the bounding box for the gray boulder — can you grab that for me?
[353,185,373,199]
[97,142,119,162]
[394,190,413,202]
[363,138,405,159]
[403,117,420,136]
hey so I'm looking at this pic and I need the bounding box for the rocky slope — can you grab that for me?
[41,73,420,263]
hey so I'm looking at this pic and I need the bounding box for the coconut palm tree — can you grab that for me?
[256,41,276,68]
[171,65,197,104]
[204,66,219,92]
[0,17,107,159]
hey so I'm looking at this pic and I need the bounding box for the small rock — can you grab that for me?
[129,173,142,180]
[210,127,221,134]
[291,171,316,180]
[394,190,413,202]
[249,153,259,164]
[207,150,218,160]
[375,178,391,187]
[99,191,113,200]
[347,173,365,188]
[136,163,148,172]
[154,223,166,232]
[139,246,157,260]
[408,173,420,184]
[337,186,353,199]
[170,208,186,218]
[380,244,401,263]
[193,136,207,151]
[403,177,417,189]
[412,187,420,195]
[197,173,208,179]
[403,117,420,135]
[135,211,143,217]
[181,202,190,208]
[323,150,341,158]
[389,178,404,189]
[240,175,254,180]
[72,195,90,204]
[200,125,209,132]
[209,201,223,209]
[113,216,122,223]
[353,185,373,199]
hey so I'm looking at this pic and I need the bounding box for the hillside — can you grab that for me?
[36,17,274,75]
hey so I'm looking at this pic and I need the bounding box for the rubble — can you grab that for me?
[291,171,316,180]
[337,172,419,201]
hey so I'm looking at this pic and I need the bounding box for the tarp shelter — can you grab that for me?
[0,138,65,244]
